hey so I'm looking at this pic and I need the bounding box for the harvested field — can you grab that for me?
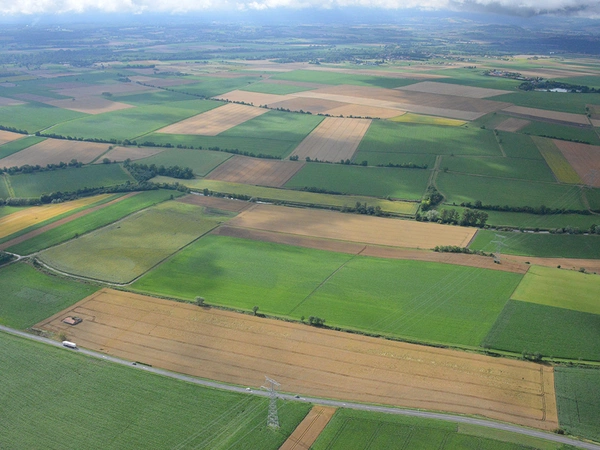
[323,104,402,119]
[176,194,251,212]
[592,119,600,127]
[280,406,336,450]
[44,96,134,115]
[157,103,268,136]
[213,226,528,274]
[531,137,583,184]
[494,117,530,132]
[397,81,509,98]
[268,97,346,114]
[226,204,476,248]
[0,130,24,146]
[213,90,292,106]
[502,105,590,126]
[289,118,371,162]
[95,145,166,163]
[0,139,112,167]
[55,82,156,97]
[0,195,111,240]
[388,113,465,126]
[205,155,304,187]
[0,96,25,106]
[38,288,558,430]
[553,140,600,187]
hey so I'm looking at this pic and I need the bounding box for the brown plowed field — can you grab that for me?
[268,97,346,114]
[289,117,371,162]
[44,96,134,115]
[397,81,510,99]
[494,117,531,132]
[213,90,293,106]
[504,255,600,274]
[94,145,166,163]
[305,66,450,80]
[213,226,527,274]
[0,139,111,167]
[158,103,268,136]
[0,96,25,106]
[226,204,476,249]
[176,194,251,213]
[502,106,590,126]
[37,289,558,431]
[279,406,336,450]
[553,140,600,186]
[592,119,600,128]
[0,130,23,145]
[205,156,305,187]
[324,104,402,119]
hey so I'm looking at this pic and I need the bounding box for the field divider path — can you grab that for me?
[495,131,507,157]
[2,173,15,198]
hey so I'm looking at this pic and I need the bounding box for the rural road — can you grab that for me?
[2,325,599,450]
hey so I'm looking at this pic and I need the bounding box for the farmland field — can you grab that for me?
[239,81,313,94]
[355,121,502,156]
[521,121,600,145]
[170,75,262,97]
[497,132,543,159]
[206,155,304,187]
[0,139,113,167]
[351,151,436,167]
[493,91,600,114]
[136,148,232,176]
[531,137,583,183]
[494,117,530,132]
[553,140,600,187]
[0,136,46,160]
[38,288,557,430]
[502,106,590,126]
[6,190,179,255]
[470,230,600,259]
[0,331,310,450]
[0,262,97,329]
[389,112,466,126]
[482,300,600,361]
[397,80,510,98]
[271,69,416,88]
[0,103,85,133]
[95,145,166,163]
[436,172,587,210]
[38,201,223,283]
[555,367,600,443]
[585,188,600,210]
[9,164,134,198]
[441,156,555,182]
[285,163,430,200]
[0,130,27,146]
[511,265,600,315]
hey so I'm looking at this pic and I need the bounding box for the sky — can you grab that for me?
[1,0,600,17]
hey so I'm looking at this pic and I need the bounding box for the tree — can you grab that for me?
[195,296,205,306]
[252,306,259,316]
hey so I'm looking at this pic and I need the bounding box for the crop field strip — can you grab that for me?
[38,289,558,430]
[552,140,600,187]
[395,81,511,98]
[0,130,25,145]
[494,117,531,132]
[157,103,269,136]
[279,406,337,450]
[94,145,167,163]
[40,96,135,115]
[531,137,583,184]
[501,105,590,126]
[175,194,252,212]
[388,113,466,126]
[205,155,305,187]
[0,139,114,167]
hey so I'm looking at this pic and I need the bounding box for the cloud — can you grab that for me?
[1,0,599,16]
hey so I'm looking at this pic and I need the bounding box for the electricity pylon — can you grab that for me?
[491,234,507,264]
[261,376,280,428]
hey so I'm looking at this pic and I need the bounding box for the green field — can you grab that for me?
[271,69,417,89]
[531,137,583,183]
[498,132,544,159]
[583,188,600,211]
[555,367,600,443]
[355,121,502,156]
[470,230,600,259]
[112,89,197,105]
[481,300,600,361]
[0,135,46,160]
[171,75,262,97]
[0,174,10,198]
[49,100,221,141]
[136,149,232,176]
[522,121,600,145]
[424,69,523,90]
[494,91,600,114]
[0,262,97,329]
[0,332,311,450]
[0,205,26,218]
[39,201,224,283]
[153,176,419,215]
[0,103,85,133]
[9,164,134,198]
[441,156,555,182]
[436,172,587,210]
[7,190,179,255]
[351,152,436,168]
[556,75,600,88]
[284,164,430,200]
[239,82,313,95]
[312,409,571,450]
[511,265,600,315]
[133,235,523,347]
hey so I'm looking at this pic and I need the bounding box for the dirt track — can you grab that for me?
[205,155,305,187]
[37,289,558,431]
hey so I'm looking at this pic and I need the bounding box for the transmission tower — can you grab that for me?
[261,376,280,428]
[491,234,507,264]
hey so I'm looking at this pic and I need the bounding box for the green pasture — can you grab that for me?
[497,132,543,159]
[0,262,97,329]
[441,156,555,182]
[351,151,436,168]
[9,164,134,198]
[481,300,600,361]
[7,190,179,255]
[239,82,313,95]
[133,235,522,347]
[584,188,600,211]
[494,91,599,114]
[556,75,600,88]
[171,75,261,97]
[555,367,600,443]
[522,122,600,146]
[0,136,46,160]
[284,163,430,200]
[49,100,221,141]
[436,172,587,210]
[512,265,600,315]
[356,121,502,156]
[0,103,84,134]
[153,176,419,215]
[136,149,231,176]
[112,89,196,105]
[470,230,600,259]
[271,69,416,89]
[312,409,569,450]
[0,332,311,450]
[38,201,223,283]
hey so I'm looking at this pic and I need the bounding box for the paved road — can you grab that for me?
[2,325,599,450]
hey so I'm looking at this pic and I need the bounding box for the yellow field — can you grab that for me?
[531,137,583,184]
[389,113,466,126]
[0,195,111,239]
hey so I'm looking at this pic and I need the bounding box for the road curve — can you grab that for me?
[1,325,599,450]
